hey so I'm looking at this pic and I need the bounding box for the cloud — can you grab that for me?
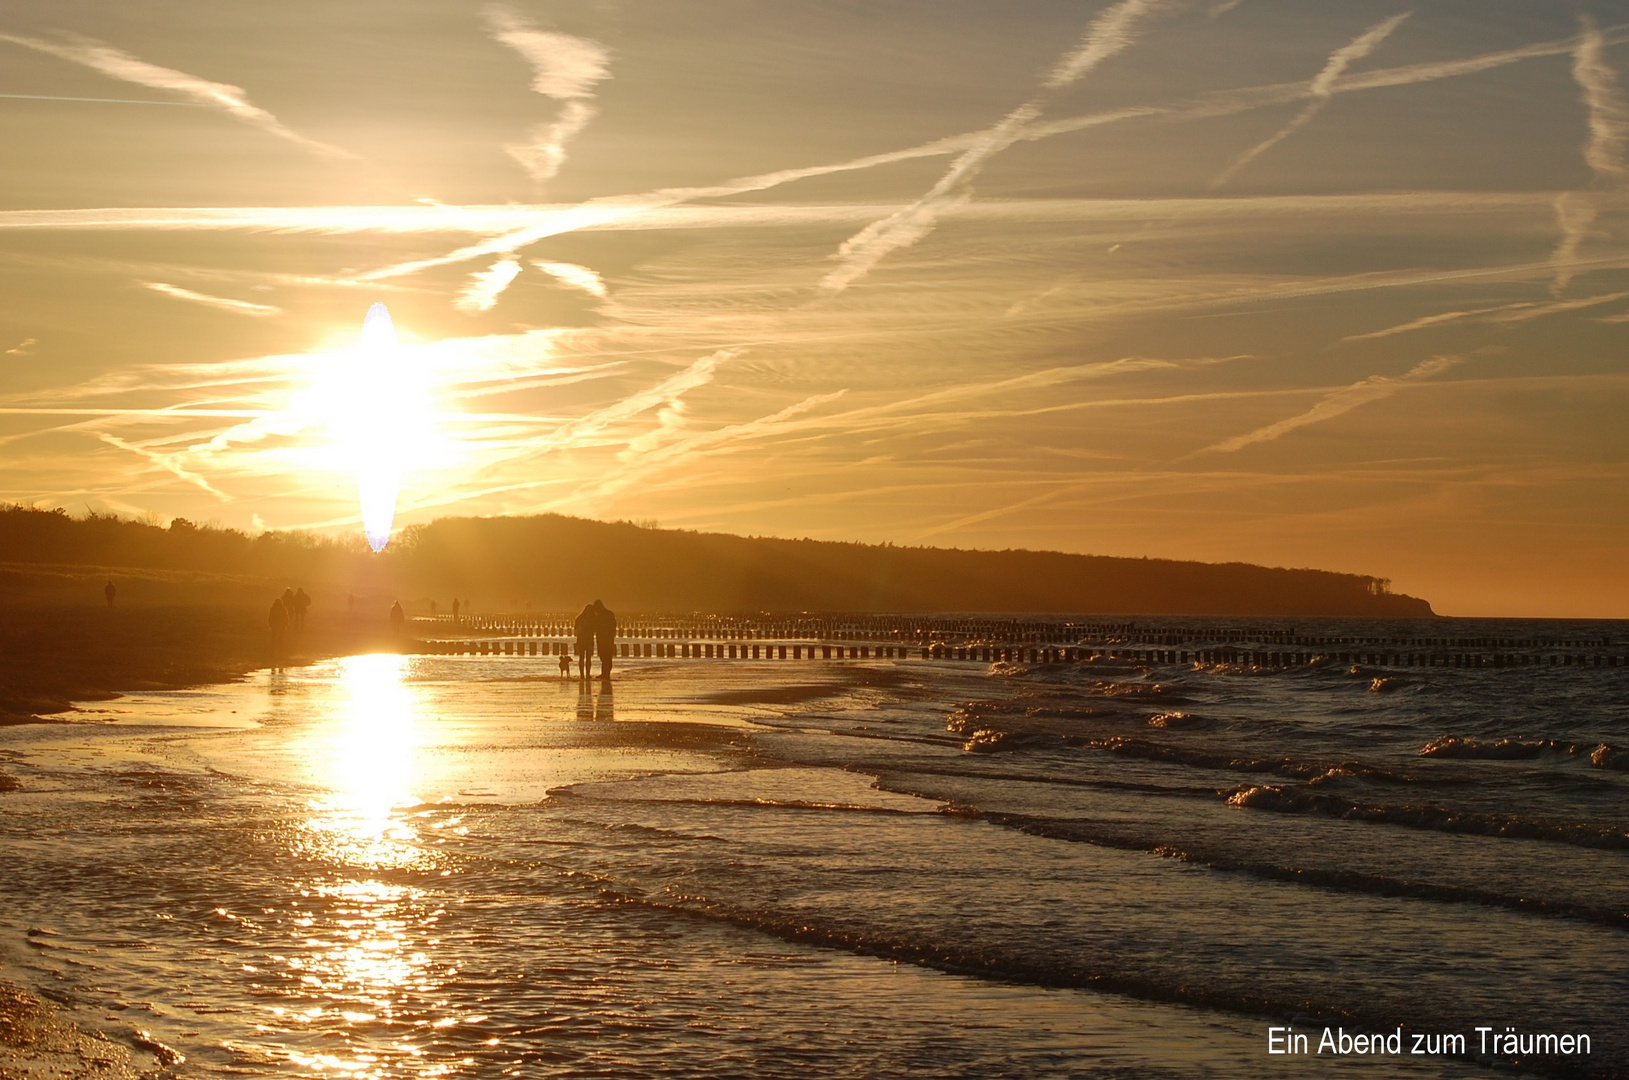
[5,338,37,356]
[485,9,610,185]
[1044,0,1169,89]
[1548,19,1629,294]
[455,257,524,313]
[507,100,597,185]
[1548,192,1599,295]
[1572,17,1629,183]
[1343,290,1629,341]
[142,281,281,316]
[821,0,1169,294]
[0,33,351,158]
[485,10,610,99]
[1211,13,1409,188]
[1202,355,1461,454]
[534,260,607,297]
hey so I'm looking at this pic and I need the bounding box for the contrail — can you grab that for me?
[0,32,352,158]
[0,92,202,106]
[820,0,1170,294]
[534,261,607,297]
[1341,289,1629,341]
[142,281,280,316]
[1201,355,1461,454]
[1211,12,1409,188]
[455,257,523,313]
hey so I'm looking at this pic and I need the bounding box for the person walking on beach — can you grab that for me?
[389,599,406,637]
[593,599,617,681]
[103,581,116,609]
[573,603,596,681]
[452,598,460,624]
[292,588,310,632]
[268,596,288,653]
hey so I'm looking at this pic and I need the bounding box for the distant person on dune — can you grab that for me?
[573,603,596,681]
[389,600,405,637]
[268,597,288,652]
[593,599,617,681]
[104,581,116,609]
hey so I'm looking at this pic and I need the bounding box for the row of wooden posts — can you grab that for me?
[419,638,1629,669]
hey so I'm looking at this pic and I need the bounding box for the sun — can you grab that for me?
[305,304,438,551]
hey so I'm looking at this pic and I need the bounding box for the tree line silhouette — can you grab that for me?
[0,505,1433,617]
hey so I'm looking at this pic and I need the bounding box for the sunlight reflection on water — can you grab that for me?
[302,653,425,870]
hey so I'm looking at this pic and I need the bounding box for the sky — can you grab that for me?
[1,0,1627,617]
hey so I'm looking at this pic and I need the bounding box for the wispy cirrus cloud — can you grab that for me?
[1550,18,1629,294]
[142,281,281,316]
[1210,12,1409,188]
[1201,355,1461,454]
[0,32,351,158]
[485,8,611,185]
[1573,16,1629,183]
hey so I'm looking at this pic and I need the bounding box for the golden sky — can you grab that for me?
[2,1,1627,616]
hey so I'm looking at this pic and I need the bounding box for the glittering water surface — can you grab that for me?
[1,621,1625,1078]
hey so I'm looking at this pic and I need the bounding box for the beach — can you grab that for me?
[0,621,1624,1078]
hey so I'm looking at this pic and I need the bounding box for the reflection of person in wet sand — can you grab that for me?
[573,603,595,682]
[268,596,288,653]
[575,678,614,722]
[593,599,617,681]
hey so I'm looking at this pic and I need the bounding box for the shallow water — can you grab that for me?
[0,619,1624,1078]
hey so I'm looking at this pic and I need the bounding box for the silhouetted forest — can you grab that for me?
[0,506,1433,617]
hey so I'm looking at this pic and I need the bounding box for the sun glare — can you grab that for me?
[308,304,437,551]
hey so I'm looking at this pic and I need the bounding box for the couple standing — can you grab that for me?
[573,599,617,681]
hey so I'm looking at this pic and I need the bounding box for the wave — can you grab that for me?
[940,807,1629,930]
[597,889,1622,1080]
[1227,784,1629,850]
[1421,736,1628,772]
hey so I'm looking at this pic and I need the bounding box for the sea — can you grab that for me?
[0,616,1624,1079]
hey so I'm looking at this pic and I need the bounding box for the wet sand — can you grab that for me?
[0,566,412,723]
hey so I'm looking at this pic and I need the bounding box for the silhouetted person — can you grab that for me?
[104,581,116,609]
[268,597,288,653]
[559,653,572,679]
[452,598,460,624]
[389,599,405,637]
[593,599,617,681]
[292,588,310,632]
[573,603,596,682]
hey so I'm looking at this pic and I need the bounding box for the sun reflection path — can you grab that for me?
[274,654,457,1078]
[306,653,426,870]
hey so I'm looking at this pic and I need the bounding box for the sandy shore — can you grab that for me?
[0,980,170,1079]
[0,563,418,723]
